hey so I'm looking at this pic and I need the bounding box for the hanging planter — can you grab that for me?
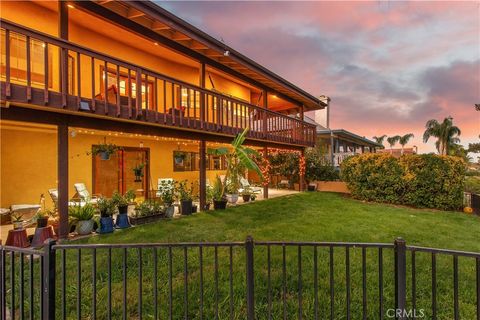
[89,137,120,161]
[133,163,145,182]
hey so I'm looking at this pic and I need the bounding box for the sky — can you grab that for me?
[161,1,480,155]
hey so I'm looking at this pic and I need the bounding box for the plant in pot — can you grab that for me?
[131,199,164,225]
[204,185,214,210]
[208,128,263,207]
[241,186,252,203]
[176,180,193,215]
[132,163,145,182]
[11,211,25,230]
[112,191,131,228]
[69,204,95,235]
[97,197,115,234]
[159,180,175,218]
[89,137,120,161]
[124,189,137,215]
[212,176,227,210]
[35,209,53,228]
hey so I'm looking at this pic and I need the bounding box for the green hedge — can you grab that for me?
[340,153,465,210]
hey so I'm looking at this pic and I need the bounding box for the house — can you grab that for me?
[377,147,417,158]
[305,114,381,167]
[0,1,327,238]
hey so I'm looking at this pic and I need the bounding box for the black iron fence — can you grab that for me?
[1,237,479,319]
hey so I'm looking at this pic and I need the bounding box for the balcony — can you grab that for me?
[0,20,316,147]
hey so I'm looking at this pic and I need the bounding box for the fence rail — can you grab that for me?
[1,237,479,319]
[0,19,316,147]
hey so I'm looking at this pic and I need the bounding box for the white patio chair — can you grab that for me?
[73,183,100,205]
[48,189,83,208]
[239,177,262,194]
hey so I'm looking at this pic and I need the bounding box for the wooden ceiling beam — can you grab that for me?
[152,21,171,31]
[127,8,146,19]
[171,31,190,41]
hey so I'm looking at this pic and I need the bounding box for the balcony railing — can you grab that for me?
[0,20,316,147]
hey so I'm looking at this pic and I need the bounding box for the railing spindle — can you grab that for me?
[104,61,108,114]
[183,246,188,319]
[44,42,49,104]
[229,245,234,319]
[267,245,272,320]
[282,244,287,320]
[153,248,158,320]
[128,69,132,117]
[76,51,81,109]
[215,246,219,320]
[298,245,303,320]
[199,245,204,320]
[168,246,173,320]
[26,36,31,101]
[29,253,34,320]
[91,56,96,111]
[116,64,121,116]
[108,248,112,319]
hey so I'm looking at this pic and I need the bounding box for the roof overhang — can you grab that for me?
[317,129,383,148]
[79,0,327,111]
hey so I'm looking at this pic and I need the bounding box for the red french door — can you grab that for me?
[93,147,149,198]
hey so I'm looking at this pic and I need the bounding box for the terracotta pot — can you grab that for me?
[242,194,251,202]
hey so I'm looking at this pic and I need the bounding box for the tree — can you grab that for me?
[468,142,480,154]
[399,133,414,155]
[372,135,387,148]
[422,117,461,155]
[386,135,401,153]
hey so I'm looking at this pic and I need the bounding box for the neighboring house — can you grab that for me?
[305,116,382,167]
[0,1,327,238]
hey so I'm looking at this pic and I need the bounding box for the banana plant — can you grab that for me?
[208,128,262,196]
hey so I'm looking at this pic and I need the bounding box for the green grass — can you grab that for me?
[7,192,480,319]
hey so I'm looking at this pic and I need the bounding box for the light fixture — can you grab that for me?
[70,129,77,138]
[67,4,75,9]
[223,50,230,57]
[154,42,159,46]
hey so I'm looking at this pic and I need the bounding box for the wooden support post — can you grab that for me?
[299,148,305,191]
[263,146,268,199]
[263,90,268,138]
[57,124,69,239]
[199,140,206,211]
[59,0,69,105]
[199,63,206,128]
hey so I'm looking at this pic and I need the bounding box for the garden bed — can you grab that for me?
[129,213,166,226]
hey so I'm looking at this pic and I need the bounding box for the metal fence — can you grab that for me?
[1,237,479,319]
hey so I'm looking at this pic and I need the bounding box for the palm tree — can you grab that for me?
[386,135,401,153]
[423,117,461,155]
[399,133,414,155]
[372,135,387,148]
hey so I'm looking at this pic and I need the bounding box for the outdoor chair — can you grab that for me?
[73,183,100,205]
[278,180,290,189]
[48,189,83,208]
[239,177,262,194]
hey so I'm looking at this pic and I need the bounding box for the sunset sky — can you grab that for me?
[163,1,480,154]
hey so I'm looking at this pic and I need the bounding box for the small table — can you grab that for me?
[6,228,30,248]
[31,226,55,247]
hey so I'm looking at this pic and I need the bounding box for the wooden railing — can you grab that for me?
[0,20,316,147]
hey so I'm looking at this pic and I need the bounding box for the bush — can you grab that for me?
[305,148,339,182]
[341,153,465,210]
[465,176,480,194]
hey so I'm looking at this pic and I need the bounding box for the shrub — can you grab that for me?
[305,148,339,182]
[341,153,465,210]
[465,176,480,194]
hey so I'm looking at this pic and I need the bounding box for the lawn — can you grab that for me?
[8,192,480,319]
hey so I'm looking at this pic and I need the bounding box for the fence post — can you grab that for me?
[43,239,56,320]
[394,238,407,320]
[245,235,255,320]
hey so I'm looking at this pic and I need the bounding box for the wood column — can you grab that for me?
[299,148,305,191]
[263,146,268,199]
[59,1,69,103]
[58,124,69,239]
[199,140,206,210]
[199,63,206,126]
[263,90,268,137]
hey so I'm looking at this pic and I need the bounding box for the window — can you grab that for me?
[173,151,226,172]
[1,30,52,88]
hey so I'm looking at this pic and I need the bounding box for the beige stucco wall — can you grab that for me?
[0,123,226,209]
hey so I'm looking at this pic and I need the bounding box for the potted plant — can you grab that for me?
[112,191,130,228]
[212,176,228,210]
[69,204,95,235]
[97,197,115,233]
[90,137,120,160]
[177,180,193,215]
[35,209,53,228]
[11,211,25,230]
[132,163,145,182]
[124,189,137,215]
[241,186,252,203]
[208,128,263,207]
[159,180,175,217]
[204,185,214,210]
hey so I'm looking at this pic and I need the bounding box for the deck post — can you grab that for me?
[58,124,69,239]
[263,146,269,199]
[199,140,206,210]
[299,148,305,191]
[59,0,69,105]
[199,63,206,128]
[263,90,268,138]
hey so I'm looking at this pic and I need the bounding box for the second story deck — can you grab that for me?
[0,1,323,148]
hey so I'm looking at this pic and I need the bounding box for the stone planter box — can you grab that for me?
[129,213,165,226]
[314,181,350,193]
